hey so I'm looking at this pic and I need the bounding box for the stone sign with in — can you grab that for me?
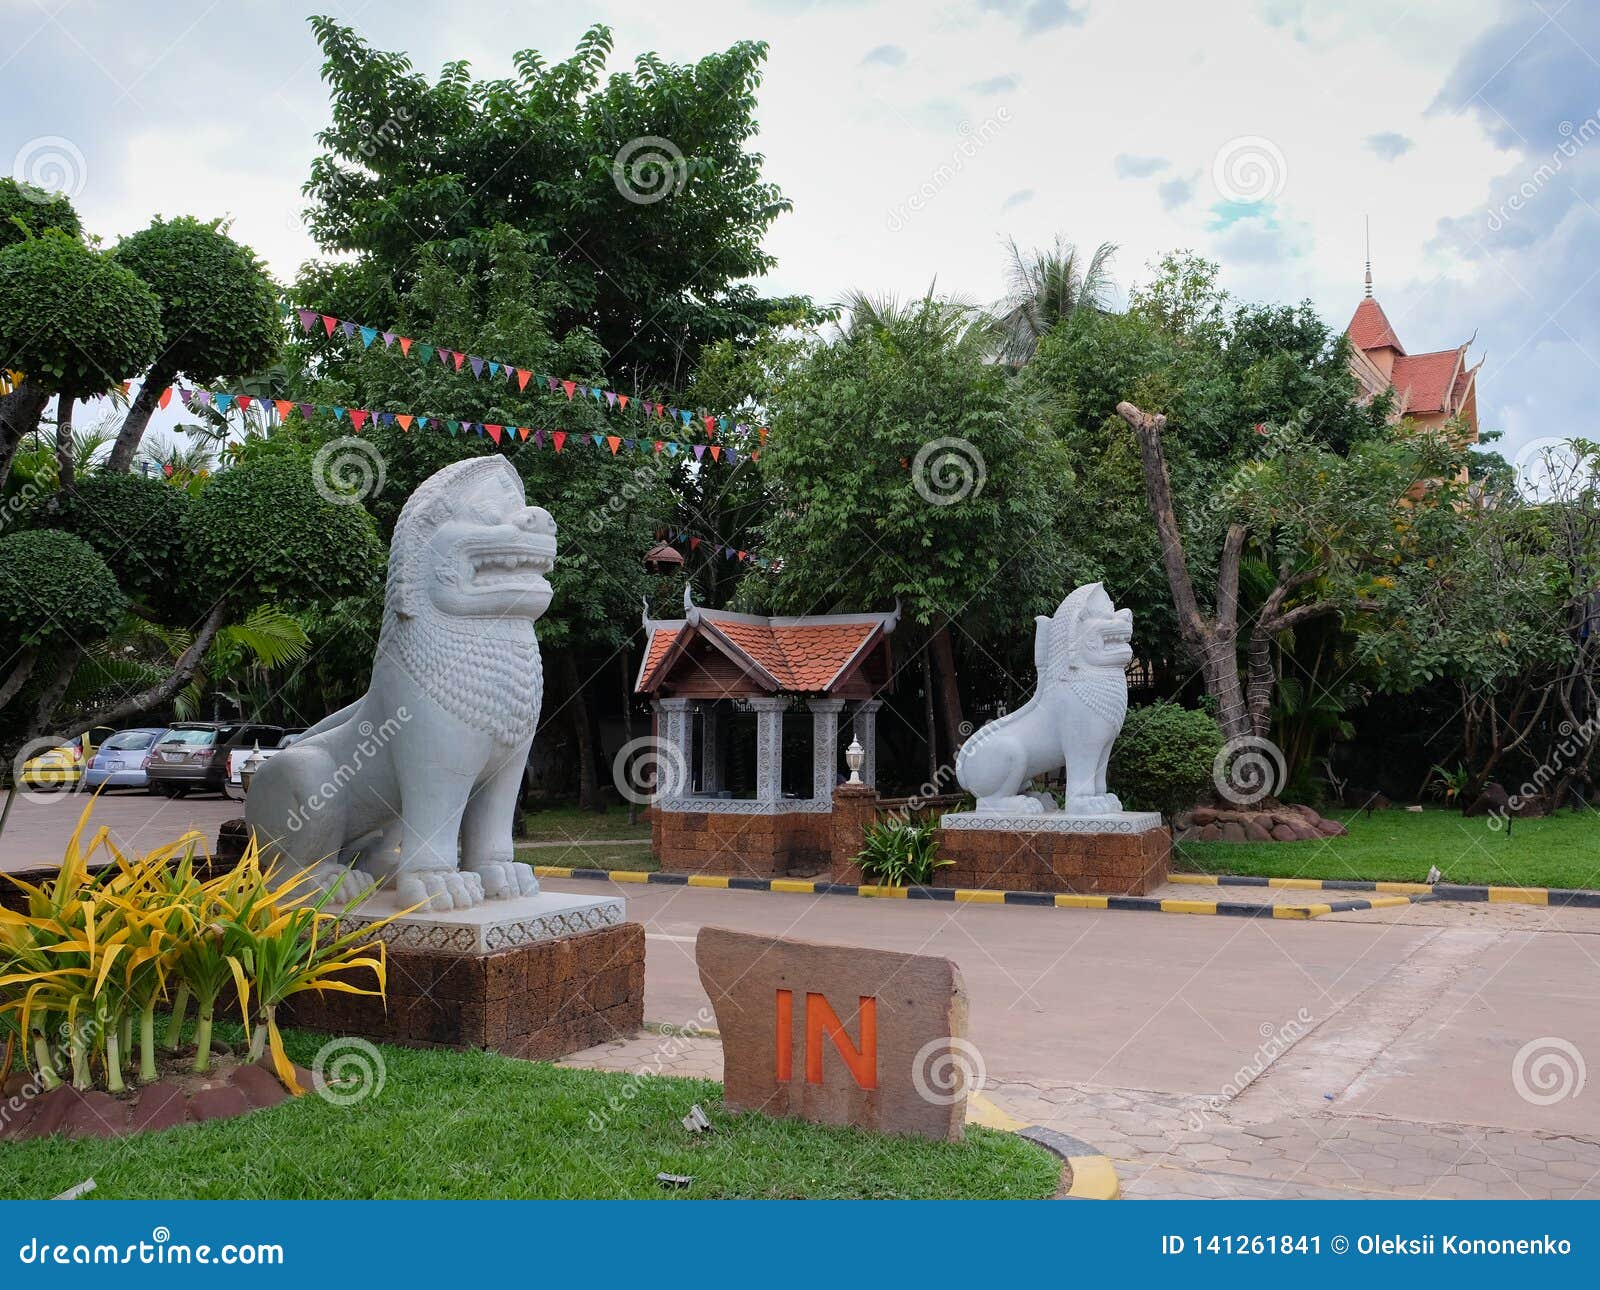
[695,926,971,1142]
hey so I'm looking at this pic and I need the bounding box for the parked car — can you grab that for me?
[225,729,304,798]
[145,722,285,797]
[17,727,116,792]
[83,727,169,791]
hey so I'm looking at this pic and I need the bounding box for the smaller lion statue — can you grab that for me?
[955,583,1134,816]
[246,456,556,910]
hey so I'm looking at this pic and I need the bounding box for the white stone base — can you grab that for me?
[938,810,1163,835]
[332,890,626,956]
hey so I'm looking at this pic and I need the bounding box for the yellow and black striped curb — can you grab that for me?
[530,865,1431,919]
[1018,1126,1121,1200]
[1170,872,1600,908]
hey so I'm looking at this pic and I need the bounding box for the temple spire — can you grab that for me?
[1364,215,1373,298]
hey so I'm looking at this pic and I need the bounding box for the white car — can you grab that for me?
[225,730,304,797]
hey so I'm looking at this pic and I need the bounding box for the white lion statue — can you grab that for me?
[955,583,1133,816]
[246,456,555,910]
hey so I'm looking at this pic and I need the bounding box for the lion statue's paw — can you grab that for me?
[1064,792,1123,816]
[305,861,376,907]
[397,869,486,911]
[974,794,1047,815]
[464,858,540,900]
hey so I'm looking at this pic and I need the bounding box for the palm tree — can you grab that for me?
[994,236,1118,365]
[839,285,997,360]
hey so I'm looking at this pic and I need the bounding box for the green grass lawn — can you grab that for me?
[1176,805,1600,890]
[518,806,651,843]
[0,1028,1056,1200]
[516,842,659,872]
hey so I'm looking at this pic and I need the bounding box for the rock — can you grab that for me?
[130,1082,189,1134]
[188,1084,250,1123]
[1220,822,1247,843]
[1287,822,1320,841]
[60,1090,127,1139]
[1315,819,1347,837]
[1270,824,1300,842]
[1198,824,1223,841]
[209,1040,234,1058]
[3,1072,31,1098]
[1283,803,1322,823]
[25,1086,89,1139]
[697,926,968,1142]
[1190,807,1218,825]
[1244,820,1275,843]
[229,1062,289,1109]
[1172,811,1193,831]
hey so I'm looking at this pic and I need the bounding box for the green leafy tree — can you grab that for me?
[0,230,161,489]
[107,216,282,473]
[994,235,1117,365]
[0,179,81,251]
[1108,701,1224,818]
[31,472,191,616]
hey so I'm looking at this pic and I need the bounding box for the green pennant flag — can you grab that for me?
[448,420,460,436]
[418,343,435,364]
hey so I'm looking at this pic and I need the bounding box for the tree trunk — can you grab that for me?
[48,601,229,740]
[558,650,603,811]
[30,645,80,735]
[53,391,75,492]
[620,650,636,826]
[1203,636,1250,743]
[1245,628,1275,739]
[928,620,967,752]
[0,646,38,712]
[921,648,938,784]
[106,366,172,473]
[0,380,49,489]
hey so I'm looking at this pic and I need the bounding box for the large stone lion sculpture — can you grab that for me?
[246,456,555,910]
[955,583,1133,816]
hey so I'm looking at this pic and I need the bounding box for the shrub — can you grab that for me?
[0,804,390,1095]
[0,178,80,251]
[0,529,126,646]
[32,473,190,613]
[856,818,950,887]
[1108,701,1224,820]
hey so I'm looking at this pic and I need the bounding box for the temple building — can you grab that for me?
[1345,267,1482,441]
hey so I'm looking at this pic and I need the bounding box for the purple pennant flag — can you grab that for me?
[341,320,358,339]
[178,387,194,407]
[725,448,738,466]
[469,356,485,378]
[605,391,617,409]
[382,331,396,347]
[534,429,545,448]
[546,376,559,392]
[693,444,706,461]
[296,308,317,333]
[439,348,451,367]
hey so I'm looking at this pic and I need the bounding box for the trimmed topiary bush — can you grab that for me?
[32,473,190,613]
[184,453,385,607]
[0,178,81,251]
[1108,701,1224,820]
[0,529,126,646]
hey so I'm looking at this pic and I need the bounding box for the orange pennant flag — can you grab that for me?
[159,387,175,410]
[709,445,721,462]
[396,414,414,432]
[759,427,769,442]
[605,435,621,454]
[399,337,413,356]
[273,398,293,420]
[453,351,466,371]
[516,369,531,391]
[618,394,629,412]
[518,426,529,441]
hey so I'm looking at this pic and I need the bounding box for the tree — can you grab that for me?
[300,18,815,392]
[754,292,1070,772]
[0,179,81,251]
[106,216,281,473]
[0,230,161,490]
[994,235,1117,365]
[0,531,125,714]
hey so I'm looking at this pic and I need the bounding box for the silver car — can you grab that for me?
[82,727,168,791]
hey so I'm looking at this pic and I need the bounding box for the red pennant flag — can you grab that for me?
[396,414,414,432]
[321,315,338,336]
[399,337,413,356]
[561,380,576,400]
[653,440,664,454]
[453,351,466,371]
[518,426,529,441]
[605,435,621,454]
[618,394,629,412]
[158,387,174,410]
[486,424,503,444]
[235,395,253,411]
[273,399,293,420]
[737,550,747,561]
[704,415,716,436]
[349,409,370,431]
[751,450,760,462]
[655,402,666,418]
[709,444,721,461]
[552,431,567,453]
[690,537,701,551]
[516,369,531,391]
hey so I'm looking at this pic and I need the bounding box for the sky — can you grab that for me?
[2,0,1595,463]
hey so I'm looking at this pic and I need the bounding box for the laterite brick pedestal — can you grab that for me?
[281,890,645,1061]
[934,813,1170,896]
[651,807,830,878]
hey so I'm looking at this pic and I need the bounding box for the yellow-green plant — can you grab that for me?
[0,801,396,1097]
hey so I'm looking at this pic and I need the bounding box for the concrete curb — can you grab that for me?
[1170,872,1600,908]
[530,865,1429,919]
[1016,1126,1122,1199]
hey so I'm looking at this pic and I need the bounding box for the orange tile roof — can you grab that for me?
[638,626,678,690]
[637,614,887,694]
[1390,348,1463,414]
[1346,297,1405,353]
